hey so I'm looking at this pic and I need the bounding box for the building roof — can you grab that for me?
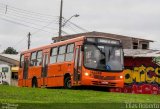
[52,31,154,42]
[124,49,160,57]
[0,54,20,66]
[0,54,20,61]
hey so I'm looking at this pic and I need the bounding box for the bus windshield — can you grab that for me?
[84,44,123,71]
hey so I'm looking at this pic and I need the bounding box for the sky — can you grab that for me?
[0,0,160,52]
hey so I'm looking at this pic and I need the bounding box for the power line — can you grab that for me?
[32,20,57,35]
[64,24,79,33]
[11,20,58,49]
[0,3,57,18]
[0,2,89,49]
[68,20,89,32]
[0,3,88,34]
[0,12,58,30]
[0,8,58,49]
[62,17,88,32]
[61,30,69,35]
[7,7,57,21]
[0,16,55,34]
[12,36,27,48]
[17,41,28,51]
[0,5,60,31]
[61,18,88,34]
[0,5,59,29]
[0,6,58,23]
[4,10,55,23]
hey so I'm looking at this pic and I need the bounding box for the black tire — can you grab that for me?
[64,76,72,89]
[32,78,38,88]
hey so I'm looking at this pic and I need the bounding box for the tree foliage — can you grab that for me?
[3,47,18,54]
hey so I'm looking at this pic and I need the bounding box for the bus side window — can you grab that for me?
[50,47,58,64]
[30,52,37,66]
[66,43,74,61]
[20,54,24,68]
[36,51,42,66]
[57,45,66,62]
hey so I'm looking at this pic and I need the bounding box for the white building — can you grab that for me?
[0,54,20,86]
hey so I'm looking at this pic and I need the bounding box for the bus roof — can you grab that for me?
[21,36,85,54]
[21,35,121,54]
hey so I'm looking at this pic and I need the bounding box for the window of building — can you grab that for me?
[20,54,24,68]
[36,51,42,66]
[133,42,138,49]
[50,47,58,64]
[30,52,37,66]
[57,45,66,62]
[12,72,18,80]
[66,44,74,61]
[142,44,148,49]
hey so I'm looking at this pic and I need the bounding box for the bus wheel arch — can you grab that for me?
[32,76,38,88]
[64,73,71,89]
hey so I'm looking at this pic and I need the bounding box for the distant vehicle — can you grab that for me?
[18,36,124,88]
[0,64,11,85]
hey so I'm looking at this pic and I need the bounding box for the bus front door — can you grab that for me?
[23,58,29,87]
[41,53,49,87]
[74,46,82,85]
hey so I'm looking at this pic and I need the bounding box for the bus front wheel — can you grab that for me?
[64,76,71,89]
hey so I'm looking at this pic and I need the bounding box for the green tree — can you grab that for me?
[3,47,18,54]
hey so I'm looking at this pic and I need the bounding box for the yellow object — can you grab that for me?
[11,67,19,72]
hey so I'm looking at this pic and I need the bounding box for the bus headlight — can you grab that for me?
[84,72,89,76]
[120,76,123,79]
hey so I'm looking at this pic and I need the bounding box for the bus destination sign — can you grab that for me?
[98,38,120,45]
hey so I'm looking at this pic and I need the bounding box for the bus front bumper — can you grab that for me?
[81,78,124,88]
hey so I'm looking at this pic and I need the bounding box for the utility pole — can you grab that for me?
[58,0,63,40]
[27,32,31,49]
[5,5,8,14]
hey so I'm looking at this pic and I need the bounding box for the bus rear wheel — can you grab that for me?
[32,78,38,88]
[64,76,72,89]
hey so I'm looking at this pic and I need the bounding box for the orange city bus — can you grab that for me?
[18,36,124,88]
